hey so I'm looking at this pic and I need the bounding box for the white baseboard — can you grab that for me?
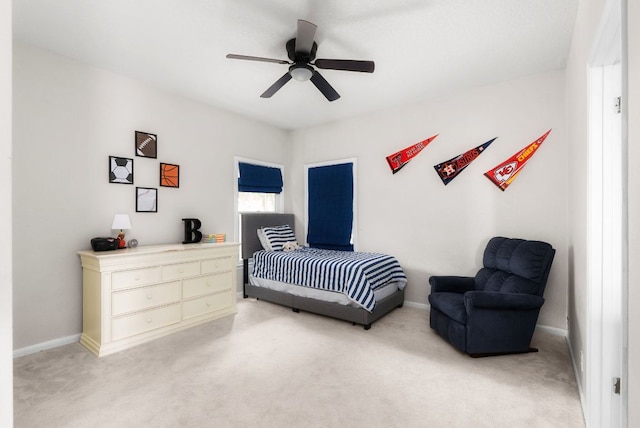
[13,334,80,359]
[404,299,568,338]
[13,300,568,358]
[566,337,587,419]
[403,300,430,310]
[535,324,568,337]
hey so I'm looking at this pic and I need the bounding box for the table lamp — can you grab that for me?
[111,214,131,248]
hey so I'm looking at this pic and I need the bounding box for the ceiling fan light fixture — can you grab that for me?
[289,63,314,81]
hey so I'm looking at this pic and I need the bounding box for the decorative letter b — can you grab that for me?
[182,218,203,244]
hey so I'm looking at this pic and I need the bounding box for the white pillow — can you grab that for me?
[260,225,296,252]
[257,228,272,251]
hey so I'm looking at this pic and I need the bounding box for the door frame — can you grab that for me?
[586,0,628,425]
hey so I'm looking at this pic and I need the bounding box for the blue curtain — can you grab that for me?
[307,163,354,251]
[238,163,283,193]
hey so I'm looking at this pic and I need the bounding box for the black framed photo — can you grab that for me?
[109,156,134,184]
[135,131,157,158]
[160,163,180,188]
[136,187,158,212]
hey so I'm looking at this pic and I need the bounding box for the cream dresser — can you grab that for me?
[78,242,239,357]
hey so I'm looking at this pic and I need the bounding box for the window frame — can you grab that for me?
[233,157,284,257]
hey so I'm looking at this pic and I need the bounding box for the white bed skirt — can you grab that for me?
[249,275,402,309]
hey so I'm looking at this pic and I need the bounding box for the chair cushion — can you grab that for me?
[428,292,466,324]
[476,268,540,294]
[482,237,555,283]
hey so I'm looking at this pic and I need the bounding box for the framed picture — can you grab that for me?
[160,163,180,188]
[109,156,134,184]
[136,187,158,212]
[135,131,157,158]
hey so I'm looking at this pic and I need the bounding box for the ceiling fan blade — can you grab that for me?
[226,54,290,65]
[314,59,375,73]
[260,72,293,98]
[295,19,317,54]
[310,71,340,102]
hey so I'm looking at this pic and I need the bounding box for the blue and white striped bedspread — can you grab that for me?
[252,247,407,312]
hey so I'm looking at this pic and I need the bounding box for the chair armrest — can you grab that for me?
[464,291,544,311]
[429,276,475,294]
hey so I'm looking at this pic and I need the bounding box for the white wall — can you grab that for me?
[565,0,610,403]
[289,70,568,329]
[0,0,12,424]
[12,43,289,350]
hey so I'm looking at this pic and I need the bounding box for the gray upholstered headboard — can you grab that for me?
[241,213,295,259]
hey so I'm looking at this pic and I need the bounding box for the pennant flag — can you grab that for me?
[484,129,552,191]
[434,138,496,185]
[386,134,438,174]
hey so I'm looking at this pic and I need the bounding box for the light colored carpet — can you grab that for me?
[14,299,585,428]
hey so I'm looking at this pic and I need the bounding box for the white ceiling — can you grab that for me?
[13,0,578,131]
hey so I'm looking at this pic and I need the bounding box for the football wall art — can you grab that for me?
[135,131,157,158]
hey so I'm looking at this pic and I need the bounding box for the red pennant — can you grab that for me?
[386,134,438,174]
[484,129,551,191]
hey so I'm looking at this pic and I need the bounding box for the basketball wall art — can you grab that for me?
[135,131,157,158]
[160,163,180,188]
[484,129,552,191]
[433,137,496,185]
[386,134,438,174]
[109,156,134,184]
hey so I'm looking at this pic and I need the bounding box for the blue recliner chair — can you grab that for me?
[428,237,555,357]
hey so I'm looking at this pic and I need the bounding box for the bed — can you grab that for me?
[241,213,406,329]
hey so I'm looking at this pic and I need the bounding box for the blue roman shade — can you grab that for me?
[238,162,283,194]
[307,162,354,251]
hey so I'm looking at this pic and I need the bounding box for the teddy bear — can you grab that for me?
[282,241,301,252]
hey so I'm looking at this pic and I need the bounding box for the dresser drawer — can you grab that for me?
[112,267,162,290]
[162,261,200,281]
[183,272,232,299]
[111,303,181,341]
[112,281,181,316]
[201,257,233,274]
[183,293,233,320]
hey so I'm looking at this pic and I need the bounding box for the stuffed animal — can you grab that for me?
[282,241,301,252]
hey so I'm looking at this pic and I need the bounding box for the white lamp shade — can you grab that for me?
[111,214,132,230]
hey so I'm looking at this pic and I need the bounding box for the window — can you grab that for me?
[234,158,284,257]
[305,159,357,251]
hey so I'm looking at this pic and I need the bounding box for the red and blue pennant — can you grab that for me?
[434,138,496,185]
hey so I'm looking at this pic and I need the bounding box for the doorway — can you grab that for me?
[586,0,627,426]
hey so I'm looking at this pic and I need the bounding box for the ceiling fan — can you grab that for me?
[226,19,375,102]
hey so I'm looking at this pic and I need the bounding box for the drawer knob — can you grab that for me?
[206,301,211,307]
[179,268,184,273]
[146,317,153,324]
[146,294,153,300]
[207,281,212,287]
[135,275,140,281]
